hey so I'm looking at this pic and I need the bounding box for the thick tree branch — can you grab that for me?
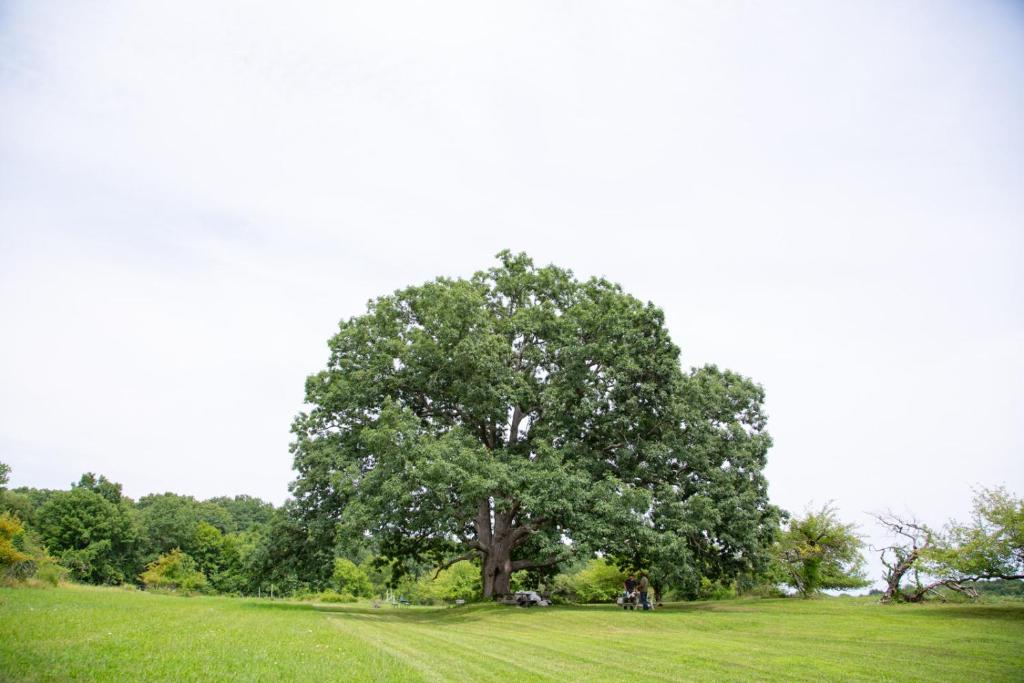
[509,500,521,521]
[897,573,1023,603]
[509,516,548,545]
[463,536,488,553]
[954,573,1024,582]
[508,406,524,446]
[475,500,493,550]
[510,555,563,572]
[433,550,479,579]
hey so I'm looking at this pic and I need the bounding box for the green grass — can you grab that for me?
[2,585,1022,681]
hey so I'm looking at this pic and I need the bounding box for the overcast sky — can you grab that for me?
[1,1,1021,579]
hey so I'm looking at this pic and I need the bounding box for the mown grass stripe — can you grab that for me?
[341,610,582,681]
[3,587,1023,682]
[452,619,804,682]
[333,611,670,682]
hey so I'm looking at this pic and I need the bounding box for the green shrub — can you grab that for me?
[0,512,29,571]
[58,541,130,585]
[697,577,737,600]
[331,558,373,597]
[739,581,786,599]
[1,513,65,586]
[33,557,68,587]
[553,559,626,603]
[401,561,481,605]
[316,589,358,603]
[139,549,209,594]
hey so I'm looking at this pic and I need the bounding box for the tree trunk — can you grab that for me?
[475,494,522,599]
[472,495,548,599]
[881,555,915,603]
[482,542,513,598]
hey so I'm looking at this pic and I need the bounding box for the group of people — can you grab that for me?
[623,573,652,611]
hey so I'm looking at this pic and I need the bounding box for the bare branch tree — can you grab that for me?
[870,511,935,603]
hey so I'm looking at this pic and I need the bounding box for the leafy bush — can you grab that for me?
[697,577,737,600]
[332,558,373,597]
[553,559,626,603]
[1,513,67,586]
[315,589,358,603]
[139,549,209,594]
[0,512,30,571]
[738,581,786,599]
[410,561,481,604]
[58,541,131,585]
[34,559,68,587]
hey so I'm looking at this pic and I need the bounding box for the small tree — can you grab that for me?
[139,549,208,594]
[331,558,373,597]
[191,521,226,578]
[37,485,139,584]
[871,512,937,603]
[552,558,627,603]
[773,504,868,597]
[924,487,1023,588]
[212,531,260,594]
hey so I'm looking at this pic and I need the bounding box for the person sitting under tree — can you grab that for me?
[622,574,638,609]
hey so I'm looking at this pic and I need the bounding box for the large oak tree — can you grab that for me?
[290,252,777,597]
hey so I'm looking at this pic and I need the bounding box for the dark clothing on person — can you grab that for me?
[624,578,637,593]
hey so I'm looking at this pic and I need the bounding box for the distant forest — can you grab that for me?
[1,469,296,594]
[0,467,676,604]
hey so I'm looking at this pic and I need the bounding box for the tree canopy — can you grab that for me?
[927,486,1023,584]
[36,486,138,584]
[773,503,868,598]
[290,251,778,597]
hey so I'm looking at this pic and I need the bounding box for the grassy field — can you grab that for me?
[1,585,1022,681]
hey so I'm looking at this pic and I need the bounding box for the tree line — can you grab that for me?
[2,253,1019,602]
[1,461,1019,603]
[0,466,305,594]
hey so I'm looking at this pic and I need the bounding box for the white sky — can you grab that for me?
[1,1,1022,581]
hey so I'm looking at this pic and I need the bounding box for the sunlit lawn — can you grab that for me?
[1,584,1022,681]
